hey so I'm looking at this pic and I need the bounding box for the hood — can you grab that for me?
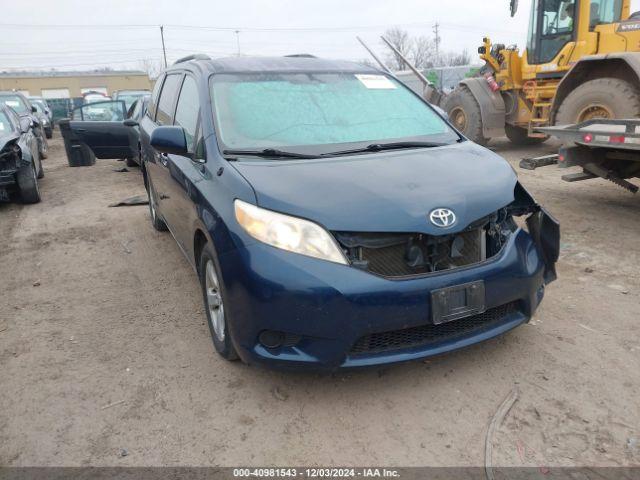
[232,141,517,235]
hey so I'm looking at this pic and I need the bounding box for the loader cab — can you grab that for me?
[526,0,623,65]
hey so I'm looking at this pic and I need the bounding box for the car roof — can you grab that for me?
[168,55,381,75]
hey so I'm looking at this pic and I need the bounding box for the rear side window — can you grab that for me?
[156,73,183,125]
[147,74,164,119]
[174,76,200,151]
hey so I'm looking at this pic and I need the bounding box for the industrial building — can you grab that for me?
[0,70,153,99]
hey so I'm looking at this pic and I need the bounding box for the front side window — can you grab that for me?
[210,72,457,155]
[148,75,164,120]
[174,76,200,151]
[528,0,576,64]
[0,95,29,115]
[156,74,183,125]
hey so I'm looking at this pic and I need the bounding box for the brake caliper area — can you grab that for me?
[506,182,560,284]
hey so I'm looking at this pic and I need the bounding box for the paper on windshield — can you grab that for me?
[355,74,396,89]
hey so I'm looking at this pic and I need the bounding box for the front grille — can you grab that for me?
[350,301,519,355]
[362,229,484,277]
[334,227,494,278]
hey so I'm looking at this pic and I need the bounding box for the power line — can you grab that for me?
[0,21,522,34]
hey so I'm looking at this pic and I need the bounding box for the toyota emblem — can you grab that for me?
[429,208,456,228]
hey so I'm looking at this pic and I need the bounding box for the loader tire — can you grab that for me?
[505,124,547,145]
[555,77,640,125]
[443,85,488,146]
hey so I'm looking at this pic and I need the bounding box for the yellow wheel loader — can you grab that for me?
[442,0,640,146]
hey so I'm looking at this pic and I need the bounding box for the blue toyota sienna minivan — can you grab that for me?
[136,54,559,370]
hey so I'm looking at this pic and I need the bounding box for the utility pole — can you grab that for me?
[160,25,167,68]
[235,30,241,57]
[433,22,441,67]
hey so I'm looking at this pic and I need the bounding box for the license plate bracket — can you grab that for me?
[431,280,485,325]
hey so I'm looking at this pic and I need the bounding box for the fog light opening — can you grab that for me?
[259,330,286,349]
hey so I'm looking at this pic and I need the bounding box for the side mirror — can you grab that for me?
[31,105,37,113]
[123,119,139,127]
[150,126,189,156]
[19,117,32,134]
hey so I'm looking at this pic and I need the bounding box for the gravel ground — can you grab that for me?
[1,134,638,467]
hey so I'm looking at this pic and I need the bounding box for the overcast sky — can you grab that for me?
[3,0,640,73]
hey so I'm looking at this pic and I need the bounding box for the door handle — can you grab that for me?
[76,128,87,132]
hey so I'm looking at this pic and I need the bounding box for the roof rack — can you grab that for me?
[284,54,317,58]
[173,54,211,65]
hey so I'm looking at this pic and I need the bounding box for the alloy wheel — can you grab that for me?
[205,260,225,342]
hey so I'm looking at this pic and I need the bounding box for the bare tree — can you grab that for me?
[358,58,376,68]
[383,27,411,71]
[412,36,436,69]
[441,49,472,67]
[137,58,163,79]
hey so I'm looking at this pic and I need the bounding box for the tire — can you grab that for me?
[146,177,168,231]
[555,77,640,125]
[442,85,489,146]
[45,128,53,139]
[198,242,239,361]
[505,124,547,145]
[16,162,41,204]
[125,157,138,168]
[39,134,49,159]
[36,153,44,179]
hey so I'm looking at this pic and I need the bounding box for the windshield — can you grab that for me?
[117,93,148,110]
[210,72,458,155]
[84,94,109,104]
[0,94,29,115]
[527,0,576,64]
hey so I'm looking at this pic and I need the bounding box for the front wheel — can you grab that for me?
[39,134,49,159]
[199,243,239,361]
[16,162,41,204]
[442,85,488,145]
[36,153,44,179]
[146,177,168,231]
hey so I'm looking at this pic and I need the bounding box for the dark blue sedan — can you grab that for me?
[124,55,558,370]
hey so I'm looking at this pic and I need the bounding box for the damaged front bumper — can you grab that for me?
[0,143,22,201]
[510,182,560,285]
[216,183,560,371]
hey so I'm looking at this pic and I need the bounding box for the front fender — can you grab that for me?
[459,77,506,138]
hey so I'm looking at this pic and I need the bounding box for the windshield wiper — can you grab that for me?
[222,148,319,159]
[322,141,448,157]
